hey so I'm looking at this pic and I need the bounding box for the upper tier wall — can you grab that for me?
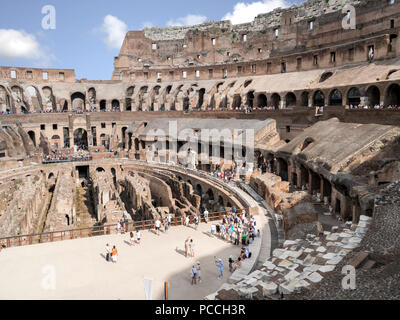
[113,0,400,81]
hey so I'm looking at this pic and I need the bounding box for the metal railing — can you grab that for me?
[0,211,237,249]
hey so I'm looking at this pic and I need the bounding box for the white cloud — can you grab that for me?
[101,15,127,49]
[167,14,207,27]
[0,29,46,60]
[223,0,288,25]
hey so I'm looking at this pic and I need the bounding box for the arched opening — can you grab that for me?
[88,88,96,110]
[25,86,42,112]
[51,135,61,149]
[271,93,281,109]
[347,87,361,106]
[100,100,106,111]
[232,94,241,109]
[28,131,36,147]
[96,167,105,172]
[319,72,333,83]
[42,86,56,111]
[366,86,380,106]
[71,92,86,111]
[206,189,215,201]
[313,90,325,106]
[256,94,267,108]
[135,138,140,151]
[121,127,127,148]
[195,184,202,196]
[112,100,120,111]
[183,97,190,112]
[329,89,343,106]
[73,128,88,149]
[246,91,254,108]
[278,158,288,181]
[300,91,309,107]
[385,83,400,106]
[218,196,224,206]
[0,85,11,112]
[285,92,296,108]
[197,88,205,109]
[60,99,68,112]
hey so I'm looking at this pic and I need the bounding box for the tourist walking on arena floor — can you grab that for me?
[111,246,118,263]
[203,208,209,223]
[191,265,197,285]
[216,258,224,280]
[185,215,190,227]
[136,230,141,244]
[164,217,169,233]
[105,243,111,262]
[130,232,135,246]
[194,214,199,230]
[196,262,202,283]
[185,237,190,257]
[155,218,161,236]
[189,239,195,257]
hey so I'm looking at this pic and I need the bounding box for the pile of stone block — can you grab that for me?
[205,215,372,300]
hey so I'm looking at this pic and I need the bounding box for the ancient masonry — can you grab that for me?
[0,0,399,300]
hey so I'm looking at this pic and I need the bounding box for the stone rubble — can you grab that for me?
[206,215,371,300]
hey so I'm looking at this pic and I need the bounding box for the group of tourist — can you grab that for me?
[105,243,118,263]
[43,150,92,162]
[346,104,400,110]
[185,237,196,258]
[190,261,202,285]
[213,168,235,183]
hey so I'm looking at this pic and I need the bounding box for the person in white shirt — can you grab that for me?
[136,231,141,244]
[203,209,209,223]
[155,219,161,235]
[190,265,197,285]
[105,244,111,262]
[185,215,190,227]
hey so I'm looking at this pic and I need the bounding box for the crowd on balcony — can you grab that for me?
[43,148,92,162]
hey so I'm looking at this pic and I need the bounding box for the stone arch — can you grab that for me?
[42,86,56,111]
[366,85,380,106]
[25,86,42,112]
[271,93,281,109]
[73,128,88,149]
[0,85,11,112]
[285,92,296,108]
[385,83,400,106]
[313,90,325,106]
[256,93,267,108]
[206,188,215,200]
[112,99,120,111]
[246,91,255,108]
[329,89,343,106]
[100,100,106,111]
[27,130,36,147]
[347,87,361,106]
[300,91,309,107]
[197,88,205,109]
[60,99,68,111]
[96,167,105,172]
[88,88,96,110]
[71,92,86,111]
[232,94,241,109]
[195,184,202,196]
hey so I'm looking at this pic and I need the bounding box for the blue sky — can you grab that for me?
[0,0,303,80]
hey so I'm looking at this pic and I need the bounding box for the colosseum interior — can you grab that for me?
[0,0,399,301]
